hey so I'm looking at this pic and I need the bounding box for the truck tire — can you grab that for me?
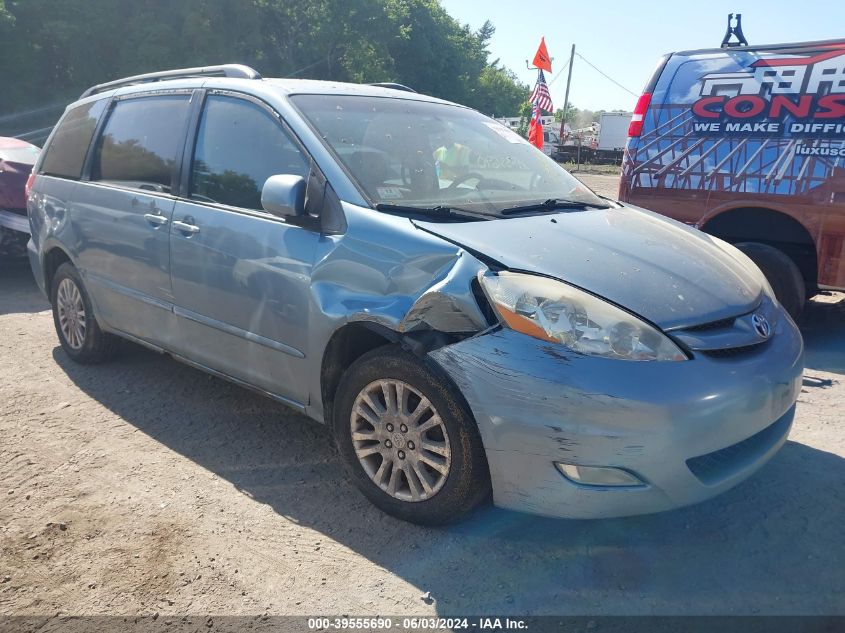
[734,242,805,321]
[333,345,490,525]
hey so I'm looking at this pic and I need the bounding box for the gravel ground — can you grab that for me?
[1,211,844,618]
[575,173,623,199]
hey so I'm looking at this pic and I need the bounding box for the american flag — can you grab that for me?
[530,69,554,113]
[531,101,541,125]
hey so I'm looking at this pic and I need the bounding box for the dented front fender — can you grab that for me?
[304,203,491,421]
[311,204,488,334]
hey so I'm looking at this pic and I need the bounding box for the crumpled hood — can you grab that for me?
[414,205,764,330]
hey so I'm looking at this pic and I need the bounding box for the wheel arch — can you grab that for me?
[319,320,481,429]
[42,244,75,300]
[320,322,399,427]
[699,205,818,293]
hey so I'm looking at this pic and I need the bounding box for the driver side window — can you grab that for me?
[190,95,309,210]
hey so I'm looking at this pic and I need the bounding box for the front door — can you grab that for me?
[169,93,318,405]
[73,93,192,348]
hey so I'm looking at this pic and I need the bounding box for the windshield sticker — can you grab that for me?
[376,186,404,199]
[484,122,527,144]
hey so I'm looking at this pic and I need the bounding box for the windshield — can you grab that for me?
[290,94,605,215]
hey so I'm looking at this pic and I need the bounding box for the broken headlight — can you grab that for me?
[479,271,687,361]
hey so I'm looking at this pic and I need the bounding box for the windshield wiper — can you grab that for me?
[500,198,609,215]
[374,203,488,221]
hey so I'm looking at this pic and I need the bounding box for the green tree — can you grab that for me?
[475,65,529,117]
[515,100,532,138]
[554,103,579,125]
[0,0,529,135]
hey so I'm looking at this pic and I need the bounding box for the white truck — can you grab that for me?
[553,113,632,165]
[541,126,560,157]
[596,112,632,155]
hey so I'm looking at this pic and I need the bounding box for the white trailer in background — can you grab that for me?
[597,112,632,153]
[553,113,632,165]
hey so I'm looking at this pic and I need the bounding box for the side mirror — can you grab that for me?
[261,174,306,218]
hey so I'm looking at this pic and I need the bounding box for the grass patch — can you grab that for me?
[556,161,622,175]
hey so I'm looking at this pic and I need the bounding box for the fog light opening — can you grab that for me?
[555,462,645,488]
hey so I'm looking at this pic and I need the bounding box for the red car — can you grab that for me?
[0,136,40,257]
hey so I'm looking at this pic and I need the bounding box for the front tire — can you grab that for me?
[51,263,118,364]
[333,345,490,525]
[734,242,805,320]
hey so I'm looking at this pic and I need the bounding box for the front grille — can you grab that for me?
[674,299,777,361]
[699,341,768,359]
[683,316,736,332]
[686,408,793,485]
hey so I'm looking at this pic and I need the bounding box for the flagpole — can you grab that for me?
[558,44,575,145]
[528,37,553,150]
[529,68,541,149]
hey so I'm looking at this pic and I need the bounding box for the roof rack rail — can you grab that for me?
[367,82,417,93]
[80,64,262,99]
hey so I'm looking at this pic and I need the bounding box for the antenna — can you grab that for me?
[720,13,749,48]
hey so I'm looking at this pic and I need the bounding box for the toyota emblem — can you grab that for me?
[752,313,771,338]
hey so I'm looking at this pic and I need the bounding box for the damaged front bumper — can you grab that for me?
[428,315,804,519]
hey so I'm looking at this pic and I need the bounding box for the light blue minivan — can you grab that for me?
[27,65,803,524]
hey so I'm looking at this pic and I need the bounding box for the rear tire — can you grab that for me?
[735,242,805,321]
[333,345,490,525]
[51,263,118,364]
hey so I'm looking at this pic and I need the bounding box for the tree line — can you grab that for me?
[0,0,529,140]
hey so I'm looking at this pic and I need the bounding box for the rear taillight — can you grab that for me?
[25,173,35,199]
[628,93,652,138]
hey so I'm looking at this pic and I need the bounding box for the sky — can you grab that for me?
[439,0,845,114]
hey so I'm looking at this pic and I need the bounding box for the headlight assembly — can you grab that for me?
[479,271,687,361]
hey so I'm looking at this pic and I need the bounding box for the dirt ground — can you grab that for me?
[576,173,623,199]
[1,192,844,618]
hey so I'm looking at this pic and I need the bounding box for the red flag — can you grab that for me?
[532,37,552,73]
[528,101,543,150]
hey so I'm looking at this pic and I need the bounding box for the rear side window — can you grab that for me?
[190,95,309,210]
[92,95,191,193]
[39,100,107,179]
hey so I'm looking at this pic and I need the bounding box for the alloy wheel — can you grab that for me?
[56,278,86,350]
[350,379,452,502]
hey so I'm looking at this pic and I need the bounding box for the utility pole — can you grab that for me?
[558,44,575,146]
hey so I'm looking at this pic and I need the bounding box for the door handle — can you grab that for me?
[144,213,169,226]
[172,220,200,235]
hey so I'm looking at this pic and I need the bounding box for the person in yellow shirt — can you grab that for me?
[433,127,470,181]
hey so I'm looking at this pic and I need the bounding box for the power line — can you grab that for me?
[284,58,325,78]
[546,51,574,88]
[0,101,66,125]
[14,126,54,140]
[574,52,638,97]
